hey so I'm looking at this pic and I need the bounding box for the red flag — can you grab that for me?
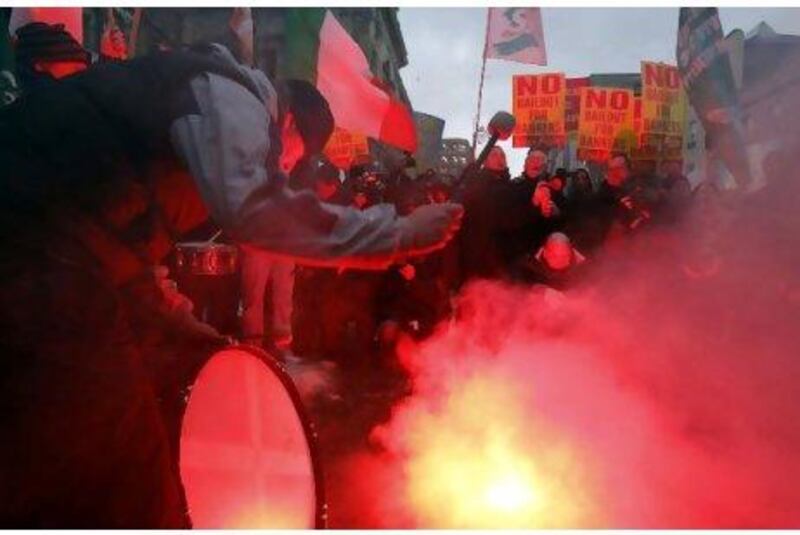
[286,9,417,153]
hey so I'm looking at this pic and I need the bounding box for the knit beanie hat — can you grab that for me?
[14,22,90,66]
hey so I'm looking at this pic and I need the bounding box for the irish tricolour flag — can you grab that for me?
[285,9,418,153]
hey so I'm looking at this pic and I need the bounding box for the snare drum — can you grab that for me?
[172,242,240,335]
[166,344,326,528]
[174,242,239,276]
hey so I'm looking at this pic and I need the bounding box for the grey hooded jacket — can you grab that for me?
[170,45,403,269]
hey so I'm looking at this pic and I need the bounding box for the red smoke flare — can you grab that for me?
[329,182,800,527]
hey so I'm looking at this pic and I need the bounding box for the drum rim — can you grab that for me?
[174,242,238,250]
[177,342,327,529]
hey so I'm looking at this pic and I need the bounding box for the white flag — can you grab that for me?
[485,7,547,66]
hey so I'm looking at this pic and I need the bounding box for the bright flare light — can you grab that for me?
[484,473,536,511]
[397,373,597,528]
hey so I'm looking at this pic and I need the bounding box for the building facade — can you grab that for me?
[80,7,412,109]
[80,8,416,170]
[437,138,473,178]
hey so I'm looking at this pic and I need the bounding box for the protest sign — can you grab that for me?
[323,127,370,170]
[576,86,635,161]
[512,73,566,148]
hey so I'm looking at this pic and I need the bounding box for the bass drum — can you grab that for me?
[175,344,326,528]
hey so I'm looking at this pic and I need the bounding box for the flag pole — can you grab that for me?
[471,8,491,156]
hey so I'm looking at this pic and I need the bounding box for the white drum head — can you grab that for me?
[179,347,318,528]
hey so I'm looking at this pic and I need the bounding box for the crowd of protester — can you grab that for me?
[287,156,459,376]
[276,143,699,384]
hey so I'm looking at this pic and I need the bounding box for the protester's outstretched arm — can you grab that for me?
[170,64,461,269]
[233,186,462,269]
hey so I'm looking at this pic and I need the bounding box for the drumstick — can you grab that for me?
[207,229,223,243]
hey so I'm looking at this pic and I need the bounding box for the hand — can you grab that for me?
[619,195,635,210]
[396,202,463,259]
[119,266,220,341]
[152,265,194,315]
[532,182,551,207]
[532,184,557,218]
[541,200,558,218]
[398,263,416,281]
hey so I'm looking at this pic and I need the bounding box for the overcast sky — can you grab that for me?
[398,7,800,173]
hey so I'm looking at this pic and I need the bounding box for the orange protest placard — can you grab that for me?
[577,86,636,162]
[641,61,686,137]
[632,96,661,161]
[323,128,370,170]
[512,73,566,148]
[640,61,687,162]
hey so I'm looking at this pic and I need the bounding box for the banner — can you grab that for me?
[676,8,735,102]
[577,86,635,161]
[565,77,590,135]
[485,8,547,65]
[676,7,751,186]
[323,127,370,170]
[512,72,566,148]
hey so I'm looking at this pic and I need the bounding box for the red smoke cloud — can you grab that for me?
[327,176,800,527]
